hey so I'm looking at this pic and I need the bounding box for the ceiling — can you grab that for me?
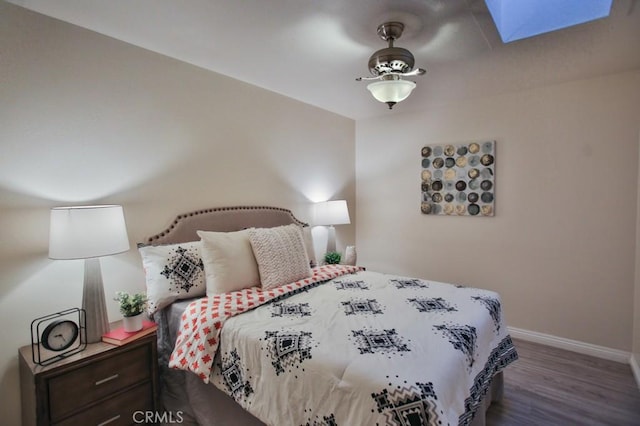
[7,0,640,120]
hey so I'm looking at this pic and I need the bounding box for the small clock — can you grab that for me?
[41,319,79,351]
[31,308,86,366]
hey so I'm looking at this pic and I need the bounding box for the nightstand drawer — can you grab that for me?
[49,344,152,422]
[54,382,153,426]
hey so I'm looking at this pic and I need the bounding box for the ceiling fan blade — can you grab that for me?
[356,68,426,82]
[355,76,382,81]
[400,68,426,77]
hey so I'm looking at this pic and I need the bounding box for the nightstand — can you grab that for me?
[19,326,158,426]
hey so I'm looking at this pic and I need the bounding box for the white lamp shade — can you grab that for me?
[49,205,130,259]
[314,200,351,226]
[367,80,416,104]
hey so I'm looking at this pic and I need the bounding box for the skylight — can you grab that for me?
[485,0,613,43]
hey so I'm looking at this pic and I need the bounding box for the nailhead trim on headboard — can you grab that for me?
[144,205,308,244]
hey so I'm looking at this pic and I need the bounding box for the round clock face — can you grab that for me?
[41,319,79,351]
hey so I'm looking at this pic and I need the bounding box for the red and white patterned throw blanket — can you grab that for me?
[169,264,363,382]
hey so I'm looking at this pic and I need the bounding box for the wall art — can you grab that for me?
[420,141,495,216]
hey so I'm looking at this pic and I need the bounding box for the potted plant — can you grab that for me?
[324,251,342,265]
[114,291,147,332]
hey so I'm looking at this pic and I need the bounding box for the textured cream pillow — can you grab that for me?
[197,229,260,295]
[248,224,312,290]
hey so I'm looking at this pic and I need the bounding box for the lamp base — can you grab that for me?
[82,258,110,343]
[326,225,337,253]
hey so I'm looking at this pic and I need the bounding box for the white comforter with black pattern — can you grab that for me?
[208,269,517,426]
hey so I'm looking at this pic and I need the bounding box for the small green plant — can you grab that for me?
[114,291,147,317]
[324,251,341,265]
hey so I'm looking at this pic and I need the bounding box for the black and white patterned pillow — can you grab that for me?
[139,241,205,314]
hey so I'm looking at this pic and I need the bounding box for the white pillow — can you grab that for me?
[248,224,312,290]
[197,229,261,295]
[139,241,206,315]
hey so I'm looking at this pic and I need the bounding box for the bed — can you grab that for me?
[140,206,517,426]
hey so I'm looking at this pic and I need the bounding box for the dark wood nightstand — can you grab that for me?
[19,325,158,426]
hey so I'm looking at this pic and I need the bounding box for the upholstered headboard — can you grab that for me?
[144,206,308,245]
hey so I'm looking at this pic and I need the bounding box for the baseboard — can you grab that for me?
[507,326,631,364]
[631,353,640,390]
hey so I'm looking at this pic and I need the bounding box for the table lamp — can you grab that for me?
[314,200,351,253]
[49,205,130,343]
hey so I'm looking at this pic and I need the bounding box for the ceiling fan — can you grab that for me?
[356,21,426,109]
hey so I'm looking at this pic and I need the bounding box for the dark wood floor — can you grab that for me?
[485,338,640,426]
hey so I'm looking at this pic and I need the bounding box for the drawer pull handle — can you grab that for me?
[97,414,120,426]
[95,374,119,386]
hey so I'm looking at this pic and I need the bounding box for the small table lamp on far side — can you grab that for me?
[314,200,351,253]
[49,205,130,343]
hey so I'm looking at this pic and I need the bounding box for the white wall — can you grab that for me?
[0,3,355,424]
[356,70,640,352]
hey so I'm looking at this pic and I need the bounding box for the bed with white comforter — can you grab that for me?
[169,265,516,426]
[142,206,517,426]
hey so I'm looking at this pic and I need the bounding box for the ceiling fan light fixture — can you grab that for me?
[366,79,416,109]
[357,22,425,110]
